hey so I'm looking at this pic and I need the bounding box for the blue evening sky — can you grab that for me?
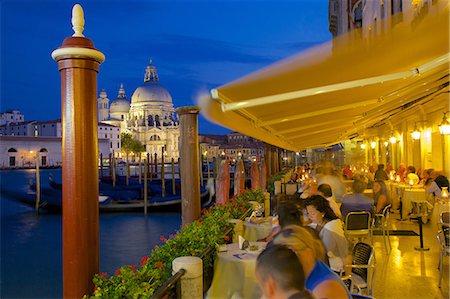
[1,0,331,134]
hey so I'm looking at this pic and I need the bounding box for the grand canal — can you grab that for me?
[0,169,181,298]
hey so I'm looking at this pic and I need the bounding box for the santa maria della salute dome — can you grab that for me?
[97,59,180,160]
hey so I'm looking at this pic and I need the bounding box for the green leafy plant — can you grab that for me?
[266,169,290,194]
[84,189,265,298]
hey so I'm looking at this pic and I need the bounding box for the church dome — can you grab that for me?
[131,59,173,104]
[110,84,130,113]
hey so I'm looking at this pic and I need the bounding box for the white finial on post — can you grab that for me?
[71,4,85,37]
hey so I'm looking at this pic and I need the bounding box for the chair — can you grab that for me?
[373,204,392,253]
[345,212,372,243]
[346,242,376,296]
[437,212,450,288]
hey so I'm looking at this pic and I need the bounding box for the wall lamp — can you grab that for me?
[411,121,427,140]
[438,112,450,135]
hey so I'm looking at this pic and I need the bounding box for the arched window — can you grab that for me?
[8,148,17,152]
[155,115,160,126]
[150,135,161,141]
[39,148,48,153]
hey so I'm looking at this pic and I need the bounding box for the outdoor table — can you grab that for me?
[206,242,267,299]
[283,182,300,195]
[402,188,430,219]
[243,218,272,242]
[343,180,354,189]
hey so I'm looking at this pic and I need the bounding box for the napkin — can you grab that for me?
[238,235,249,250]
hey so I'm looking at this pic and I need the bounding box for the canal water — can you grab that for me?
[0,169,181,298]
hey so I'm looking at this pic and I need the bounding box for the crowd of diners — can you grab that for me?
[254,161,449,299]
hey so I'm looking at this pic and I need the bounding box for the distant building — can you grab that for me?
[199,132,265,161]
[0,110,25,126]
[0,136,110,168]
[329,0,438,38]
[98,59,180,160]
[0,118,120,154]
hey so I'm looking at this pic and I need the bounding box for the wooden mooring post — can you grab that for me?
[172,157,176,195]
[176,106,201,226]
[144,159,148,215]
[161,148,165,198]
[52,4,104,297]
[99,152,103,179]
[35,154,41,214]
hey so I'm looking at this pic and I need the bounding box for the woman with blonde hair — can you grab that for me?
[271,225,351,299]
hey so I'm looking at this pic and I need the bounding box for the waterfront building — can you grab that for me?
[0,109,25,126]
[98,60,180,160]
[199,132,264,161]
[329,0,438,38]
[0,135,110,168]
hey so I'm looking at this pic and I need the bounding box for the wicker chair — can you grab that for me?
[346,242,376,296]
[373,204,392,253]
[345,211,372,243]
[437,212,450,288]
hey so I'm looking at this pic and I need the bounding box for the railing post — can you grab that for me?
[172,257,203,299]
[175,106,200,226]
[52,4,105,297]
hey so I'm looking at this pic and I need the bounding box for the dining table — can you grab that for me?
[243,217,272,242]
[206,242,267,299]
[402,188,432,219]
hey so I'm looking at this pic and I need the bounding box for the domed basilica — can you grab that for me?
[97,59,180,160]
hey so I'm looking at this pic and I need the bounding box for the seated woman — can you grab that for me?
[305,195,351,275]
[271,225,351,299]
[373,180,391,214]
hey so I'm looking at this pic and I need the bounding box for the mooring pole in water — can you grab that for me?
[146,152,150,180]
[35,154,41,214]
[161,148,165,198]
[154,153,158,178]
[138,154,142,184]
[99,152,103,179]
[52,4,104,297]
[172,157,176,195]
[144,159,148,215]
[199,150,204,187]
[112,150,116,187]
[109,153,112,177]
[176,106,201,226]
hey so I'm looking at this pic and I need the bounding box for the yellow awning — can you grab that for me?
[199,2,449,151]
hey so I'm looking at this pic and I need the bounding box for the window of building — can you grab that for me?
[8,148,17,152]
[117,142,120,148]
[9,156,15,167]
[39,148,48,153]
[105,134,107,138]
[41,156,47,166]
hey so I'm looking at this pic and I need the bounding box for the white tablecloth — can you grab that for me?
[243,218,272,242]
[402,188,432,219]
[206,242,267,299]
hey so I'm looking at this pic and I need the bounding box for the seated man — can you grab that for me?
[256,244,314,299]
[340,179,374,218]
[406,166,420,185]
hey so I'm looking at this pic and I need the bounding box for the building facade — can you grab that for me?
[199,132,265,161]
[329,0,439,38]
[0,136,110,168]
[0,110,25,126]
[98,60,180,160]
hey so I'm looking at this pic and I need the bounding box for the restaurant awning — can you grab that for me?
[199,2,449,152]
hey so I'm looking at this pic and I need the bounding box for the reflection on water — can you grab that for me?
[1,169,181,298]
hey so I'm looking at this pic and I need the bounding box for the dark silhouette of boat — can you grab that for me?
[23,173,213,212]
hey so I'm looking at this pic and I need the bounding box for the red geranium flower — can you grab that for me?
[99,272,108,278]
[155,261,164,268]
[130,265,137,272]
[140,255,150,266]
[160,235,167,243]
[115,269,121,275]
[224,236,230,242]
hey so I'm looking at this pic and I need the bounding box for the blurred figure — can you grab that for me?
[256,245,314,299]
[373,180,391,213]
[340,180,374,218]
[271,226,351,299]
[374,164,389,181]
[406,166,420,185]
[420,168,434,186]
[342,165,353,180]
[426,172,449,199]
[305,195,350,275]
[317,184,342,218]
[316,161,345,203]
[396,163,406,182]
